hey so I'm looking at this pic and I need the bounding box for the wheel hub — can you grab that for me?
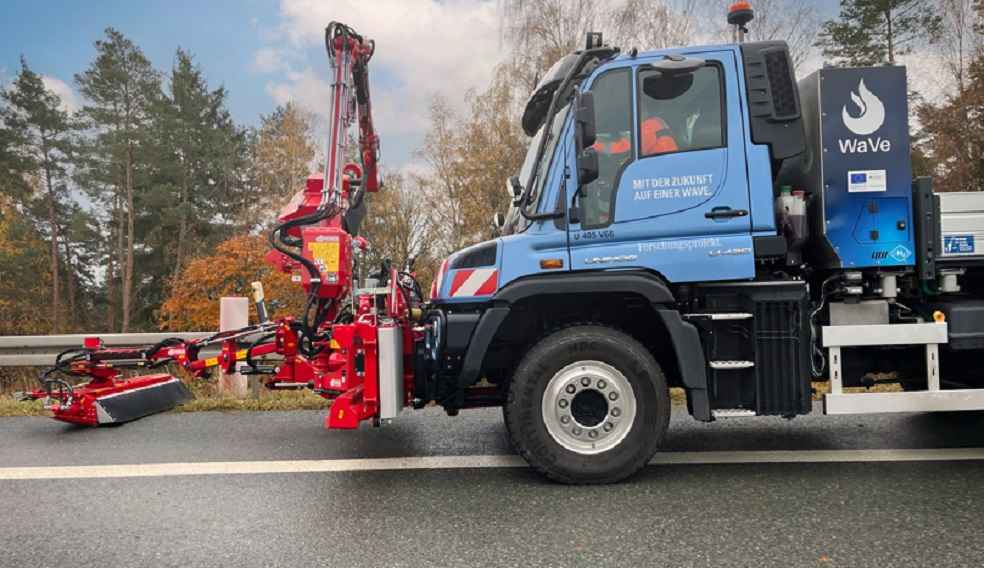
[541,361,637,455]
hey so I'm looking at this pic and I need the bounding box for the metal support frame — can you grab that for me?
[821,322,984,414]
[823,323,947,397]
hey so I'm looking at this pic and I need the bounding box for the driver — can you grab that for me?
[584,116,679,225]
[590,116,679,156]
[640,116,678,155]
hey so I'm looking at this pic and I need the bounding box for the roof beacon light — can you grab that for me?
[585,32,603,51]
[727,1,755,43]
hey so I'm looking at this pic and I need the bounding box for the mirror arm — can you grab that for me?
[569,186,581,225]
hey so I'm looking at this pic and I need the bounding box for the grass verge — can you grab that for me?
[0,381,901,418]
[0,397,45,417]
[0,381,330,418]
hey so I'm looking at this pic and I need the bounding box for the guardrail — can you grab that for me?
[0,333,213,367]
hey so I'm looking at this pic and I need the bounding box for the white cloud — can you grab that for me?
[41,75,81,113]
[253,47,287,73]
[261,0,504,167]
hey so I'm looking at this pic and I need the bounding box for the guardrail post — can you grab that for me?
[218,297,249,399]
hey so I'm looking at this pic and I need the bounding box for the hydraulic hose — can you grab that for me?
[268,203,341,356]
[245,332,277,373]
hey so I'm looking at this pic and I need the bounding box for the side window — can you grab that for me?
[637,64,724,158]
[581,68,632,228]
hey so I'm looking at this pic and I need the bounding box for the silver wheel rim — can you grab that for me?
[541,360,637,455]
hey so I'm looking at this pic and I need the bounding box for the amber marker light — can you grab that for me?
[933,310,946,323]
[540,258,564,269]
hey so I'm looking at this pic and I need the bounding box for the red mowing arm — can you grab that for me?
[25,22,426,431]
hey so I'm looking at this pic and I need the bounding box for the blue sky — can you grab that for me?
[3,1,912,171]
[1,0,287,127]
[0,0,509,168]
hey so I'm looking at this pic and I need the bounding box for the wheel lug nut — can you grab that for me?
[603,422,614,432]
[558,399,568,408]
[611,407,621,417]
[560,415,570,424]
[588,430,599,439]
[572,426,582,436]
[581,377,591,387]
[608,391,618,401]
[597,380,606,389]
[566,384,576,394]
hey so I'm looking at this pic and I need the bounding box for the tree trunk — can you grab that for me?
[110,184,125,332]
[61,235,77,330]
[42,156,60,334]
[885,9,895,65]
[122,145,135,332]
[172,167,189,285]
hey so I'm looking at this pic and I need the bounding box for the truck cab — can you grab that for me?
[420,31,984,484]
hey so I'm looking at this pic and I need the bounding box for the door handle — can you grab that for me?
[705,207,748,220]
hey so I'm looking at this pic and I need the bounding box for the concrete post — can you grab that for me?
[218,297,249,398]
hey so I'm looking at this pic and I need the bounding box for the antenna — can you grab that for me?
[727,1,755,44]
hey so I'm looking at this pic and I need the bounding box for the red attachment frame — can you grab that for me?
[26,23,425,431]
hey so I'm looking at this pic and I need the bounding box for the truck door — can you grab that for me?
[567,51,755,282]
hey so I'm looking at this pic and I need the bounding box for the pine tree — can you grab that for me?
[75,28,161,332]
[253,102,316,217]
[817,0,943,66]
[0,105,33,203]
[1,57,78,332]
[142,48,246,325]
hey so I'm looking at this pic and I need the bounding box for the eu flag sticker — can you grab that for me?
[848,169,887,192]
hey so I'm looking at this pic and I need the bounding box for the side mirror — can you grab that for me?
[574,92,596,150]
[508,175,524,205]
[491,212,505,238]
[576,146,599,187]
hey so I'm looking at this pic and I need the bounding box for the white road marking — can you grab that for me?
[2,448,984,480]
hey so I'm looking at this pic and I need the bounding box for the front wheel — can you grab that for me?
[504,325,670,484]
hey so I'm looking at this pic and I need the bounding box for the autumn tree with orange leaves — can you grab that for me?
[160,234,306,330]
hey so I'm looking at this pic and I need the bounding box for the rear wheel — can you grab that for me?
[504,325,670,484]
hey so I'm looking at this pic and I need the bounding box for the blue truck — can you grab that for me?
[416,27,984,483]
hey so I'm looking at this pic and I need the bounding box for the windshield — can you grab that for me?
[529,103,570,204]
[502,103,570,235]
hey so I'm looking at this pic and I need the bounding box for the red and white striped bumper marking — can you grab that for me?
[449,268,498,298]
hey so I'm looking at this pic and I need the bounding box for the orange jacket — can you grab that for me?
[640,117,678,155]
[590,117,678,156]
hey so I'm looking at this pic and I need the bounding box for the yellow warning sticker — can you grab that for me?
[308,241,340,273]
[204,357,219,367]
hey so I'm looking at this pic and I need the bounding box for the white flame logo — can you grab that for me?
[841,78,885,136]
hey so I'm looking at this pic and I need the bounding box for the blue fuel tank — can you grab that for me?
[783,66,915,269]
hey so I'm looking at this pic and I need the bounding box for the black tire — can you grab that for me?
[503,325,670,484]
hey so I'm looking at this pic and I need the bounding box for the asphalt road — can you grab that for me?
[2,406,984,567]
